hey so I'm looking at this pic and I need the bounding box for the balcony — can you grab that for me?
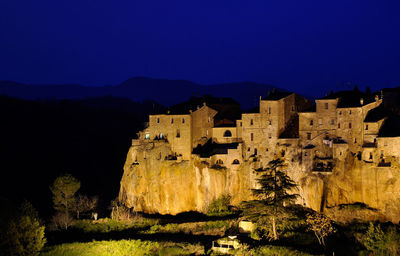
[362,142,377,148]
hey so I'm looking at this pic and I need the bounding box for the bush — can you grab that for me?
[7,215,46,256]
[359,223,400,255]
[72,217,158,233]
[207,194,231,215]
[50,211,74,230]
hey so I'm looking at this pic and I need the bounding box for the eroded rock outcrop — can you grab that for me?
[119,142,400,222]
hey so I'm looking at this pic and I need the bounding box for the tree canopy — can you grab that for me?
[241,158,299,240]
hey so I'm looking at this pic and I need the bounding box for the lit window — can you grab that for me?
[145,133,150,139]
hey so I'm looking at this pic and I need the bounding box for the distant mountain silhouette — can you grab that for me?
[0,77,284,110]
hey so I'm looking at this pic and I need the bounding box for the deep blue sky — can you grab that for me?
[1,0,399,95]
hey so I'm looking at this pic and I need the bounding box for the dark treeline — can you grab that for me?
[0,95,165,218]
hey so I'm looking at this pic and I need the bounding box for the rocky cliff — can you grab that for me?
[119,142,400,222]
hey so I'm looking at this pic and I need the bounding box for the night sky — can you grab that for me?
[1,0,399,95]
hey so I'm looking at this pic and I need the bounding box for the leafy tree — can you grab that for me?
[50,174,80,217]
[241,158,298,240]
[6,201,46,256]
[306,212,335,247]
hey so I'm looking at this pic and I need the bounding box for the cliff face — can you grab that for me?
[119,142,254,215]
[119,142,400,222]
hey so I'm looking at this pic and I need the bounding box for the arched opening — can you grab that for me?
[223,130,232,137]
[216,159,224,165]
[232,159,240,165]
[159,133,163,139]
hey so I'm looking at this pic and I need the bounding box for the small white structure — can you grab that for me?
[211,236,240,254]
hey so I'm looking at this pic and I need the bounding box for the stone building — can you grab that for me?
[121,87,400,221]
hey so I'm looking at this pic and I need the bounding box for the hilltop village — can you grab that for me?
[119,88,400,222]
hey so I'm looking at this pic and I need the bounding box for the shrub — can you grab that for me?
[359,223,400,255]
[50,211,75,230]
[207,194,231,215]
[7,215,46,256]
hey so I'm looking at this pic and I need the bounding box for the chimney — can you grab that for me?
[360,98,364,105]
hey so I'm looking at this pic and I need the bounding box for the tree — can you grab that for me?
[6,201,46,256]
[73,194,98,219]
[241,158,298,240]
[306,212,334,247]
[50,174,80,218]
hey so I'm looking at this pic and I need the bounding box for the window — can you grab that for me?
[240,122,242,127]
[254,148,258,155]
[325,103,329,109]
[291,106,295,111]
[268,107,271,114]
[247,147,250,152]
[307,133,311,140]
[145,133,150,139]
[232,159,240,164]
[339,111,342,115]
[216,159,223,165]
[208,117,210,123]
[157,118,160,123]
[310,120,313,126]
[366,125,368,130]
[349,110,352,114]
[159,133,163,139]
[250,133,254,141]
[206,130,209,136]
[354,138,357,143]
[182,118,185,124]
[268,133,272,139]
[369,152,373,160]
[338,123,340,128]
[331,119,335,125]
[223,130,232,137]
[349,123,352,129]
[381,150,384,158]
[250,119,254,125]
[171,118,174,124]
[176,129,180,138]
[269,120,272,125]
